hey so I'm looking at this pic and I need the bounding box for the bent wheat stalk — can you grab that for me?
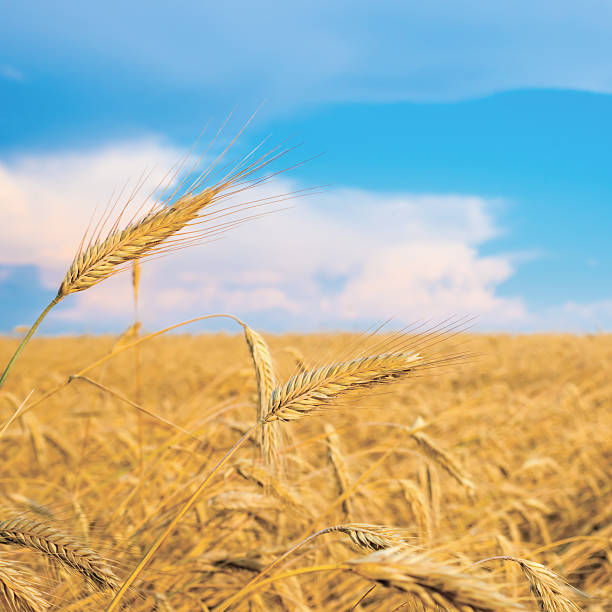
[216,523,414,611]
[215,551,522,612]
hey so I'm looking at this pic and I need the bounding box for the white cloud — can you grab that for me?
[542,300,612,332]
[0,140,180,288]
[0,141,526,332]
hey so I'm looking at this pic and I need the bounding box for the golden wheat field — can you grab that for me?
[0,329,610,611]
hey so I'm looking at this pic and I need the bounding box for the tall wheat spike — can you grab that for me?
[131,260,141,308]
[266,351,423,422]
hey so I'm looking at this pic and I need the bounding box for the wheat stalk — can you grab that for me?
[235,461,305,513]
[213,523,413,611]
[0,517,119,592]
[266,351,423,422]
[0,560,48,612]
[208,490,281,513]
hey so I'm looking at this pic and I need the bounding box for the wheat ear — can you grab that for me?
[236,461,305,512]
[324,423,353,520]
[0,187,222,388]
[410,430,475,491]
[266,351,422,422]
[347,549,523,611]
[0,517,119,592]
[243,326,283,469]
[329,524,413,552]
[0,560,48,612]
[476,556,583,612]
[398,479,432,542]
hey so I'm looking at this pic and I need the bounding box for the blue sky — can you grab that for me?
[1,1,611,333]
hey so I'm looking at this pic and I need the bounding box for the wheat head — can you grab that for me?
[0,517,119,592]
[266,351,423,422]
[330,524,413,552]
[487,557,583,612]
[58,186,224,297]
[324,423,353,521]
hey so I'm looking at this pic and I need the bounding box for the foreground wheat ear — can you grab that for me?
[0,138,290,390]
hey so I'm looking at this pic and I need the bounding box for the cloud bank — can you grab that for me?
[0,141,526,332]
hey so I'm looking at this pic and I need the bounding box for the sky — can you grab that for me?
[1,1,611,334]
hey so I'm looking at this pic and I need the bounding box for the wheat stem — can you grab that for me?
[105,423,259,611]
[216,528,332,611]
[0,297,61,390]
[213,565,341,611]
[217,523,411,611]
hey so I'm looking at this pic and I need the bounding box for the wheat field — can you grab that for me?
[0,329,610,611]
[0,134,610,610]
